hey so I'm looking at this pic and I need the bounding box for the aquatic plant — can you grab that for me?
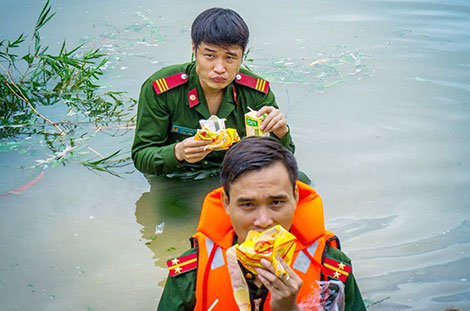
[0,0,136,176]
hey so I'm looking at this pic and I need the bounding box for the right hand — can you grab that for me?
[174,136,213,163]
[255,256,302,311]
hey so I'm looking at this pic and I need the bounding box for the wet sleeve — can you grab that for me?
[325,247,367,311]
[157,270,197,311]
[344,271,367,311]
[157,248,198,311]
[254,88,295,153]
[132,79,182,175]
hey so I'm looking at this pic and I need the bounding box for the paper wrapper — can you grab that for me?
[194,115,240,150]
[235,225,296,277]
[194,127,240,150]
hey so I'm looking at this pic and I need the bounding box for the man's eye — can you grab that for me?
[271,200,284,206]
[204,54,214,58]
[240,202,254,208]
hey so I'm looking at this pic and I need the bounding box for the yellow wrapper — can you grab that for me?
[235,225,296,277]
[244,110,269,137]
[194,127,240,150]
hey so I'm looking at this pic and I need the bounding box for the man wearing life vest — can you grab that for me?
[132,8,295,177]
[158,137,367,311]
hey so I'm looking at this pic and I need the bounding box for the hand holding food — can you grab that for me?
[257,106,289,139]
[174,137,212,163]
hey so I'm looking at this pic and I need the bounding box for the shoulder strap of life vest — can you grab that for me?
[192,231,239,311]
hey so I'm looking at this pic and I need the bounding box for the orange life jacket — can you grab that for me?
[192,181,341,311]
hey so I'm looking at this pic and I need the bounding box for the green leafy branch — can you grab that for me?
[0,0,137,176]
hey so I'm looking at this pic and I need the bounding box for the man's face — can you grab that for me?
[222,161,299,243]
[193,42,243,92]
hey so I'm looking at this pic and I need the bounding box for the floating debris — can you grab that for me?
[0,171,45,197]
[155,222,165,235]
[415,77,430,82]
[247,48,369,91]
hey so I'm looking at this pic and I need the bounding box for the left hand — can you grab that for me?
[257,106,289,139]
[255,255,302,311]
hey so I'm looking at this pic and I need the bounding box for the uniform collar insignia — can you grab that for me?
[188,88,199,108]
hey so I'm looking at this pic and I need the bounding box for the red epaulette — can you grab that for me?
[152,72,189,95]
[166,252,197,277]
[234,73,270,94]
[323,256,352,283]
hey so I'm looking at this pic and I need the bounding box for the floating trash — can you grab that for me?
[246,48,370,91]
[155,222,164,235]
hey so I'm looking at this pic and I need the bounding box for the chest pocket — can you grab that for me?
[170,124,197,136]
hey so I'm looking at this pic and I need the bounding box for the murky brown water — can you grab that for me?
[1,0,469,310]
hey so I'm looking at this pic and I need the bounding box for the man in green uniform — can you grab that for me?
[132,8,295,176]
[157,137,367,311]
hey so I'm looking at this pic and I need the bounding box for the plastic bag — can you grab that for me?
[297,280,345,311]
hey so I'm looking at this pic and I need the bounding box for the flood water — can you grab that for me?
[1,0,469,310]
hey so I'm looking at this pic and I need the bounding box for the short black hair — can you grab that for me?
[191,8,249,52]
[220,136,298,199]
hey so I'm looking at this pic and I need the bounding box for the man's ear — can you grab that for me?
[294,184,299,204]
[191,41,196,55]
[221,190,230,215]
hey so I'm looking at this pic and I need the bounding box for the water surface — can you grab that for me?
[1,0,469,310]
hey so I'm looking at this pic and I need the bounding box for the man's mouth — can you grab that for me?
[211,77,226,83]
[250,226,275,233]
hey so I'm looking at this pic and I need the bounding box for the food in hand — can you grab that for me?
[235,225,296,277]
[194,115,240,150]
[244,109,269,137]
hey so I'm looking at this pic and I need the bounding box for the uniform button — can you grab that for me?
[181,73,188,80]
[189,94,196,101]
[203,161,208,166]
[235,74,242,80]
[245,273,253,280]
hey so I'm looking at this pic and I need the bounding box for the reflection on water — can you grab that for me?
[1,0,469,310]
[328,216,397,241]
[358,220,470,259]
[135,176,220,268]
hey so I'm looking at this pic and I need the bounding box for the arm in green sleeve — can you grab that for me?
[275,126,295,154]
[157,248,197,311]
[254,88,296,153]
[132,79,182,175]
[157,271,197,311]
[344,271,367,311]
[324,247,366,311]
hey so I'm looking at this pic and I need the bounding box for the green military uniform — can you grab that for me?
[157,246,366,311]
[132,62,295,176]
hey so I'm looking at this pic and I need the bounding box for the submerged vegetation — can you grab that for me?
[0,0,136,177]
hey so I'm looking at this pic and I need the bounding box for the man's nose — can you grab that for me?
[213,59,226,74]
[253,207,274,228]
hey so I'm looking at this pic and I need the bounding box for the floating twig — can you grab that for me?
[0,171,46,197]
